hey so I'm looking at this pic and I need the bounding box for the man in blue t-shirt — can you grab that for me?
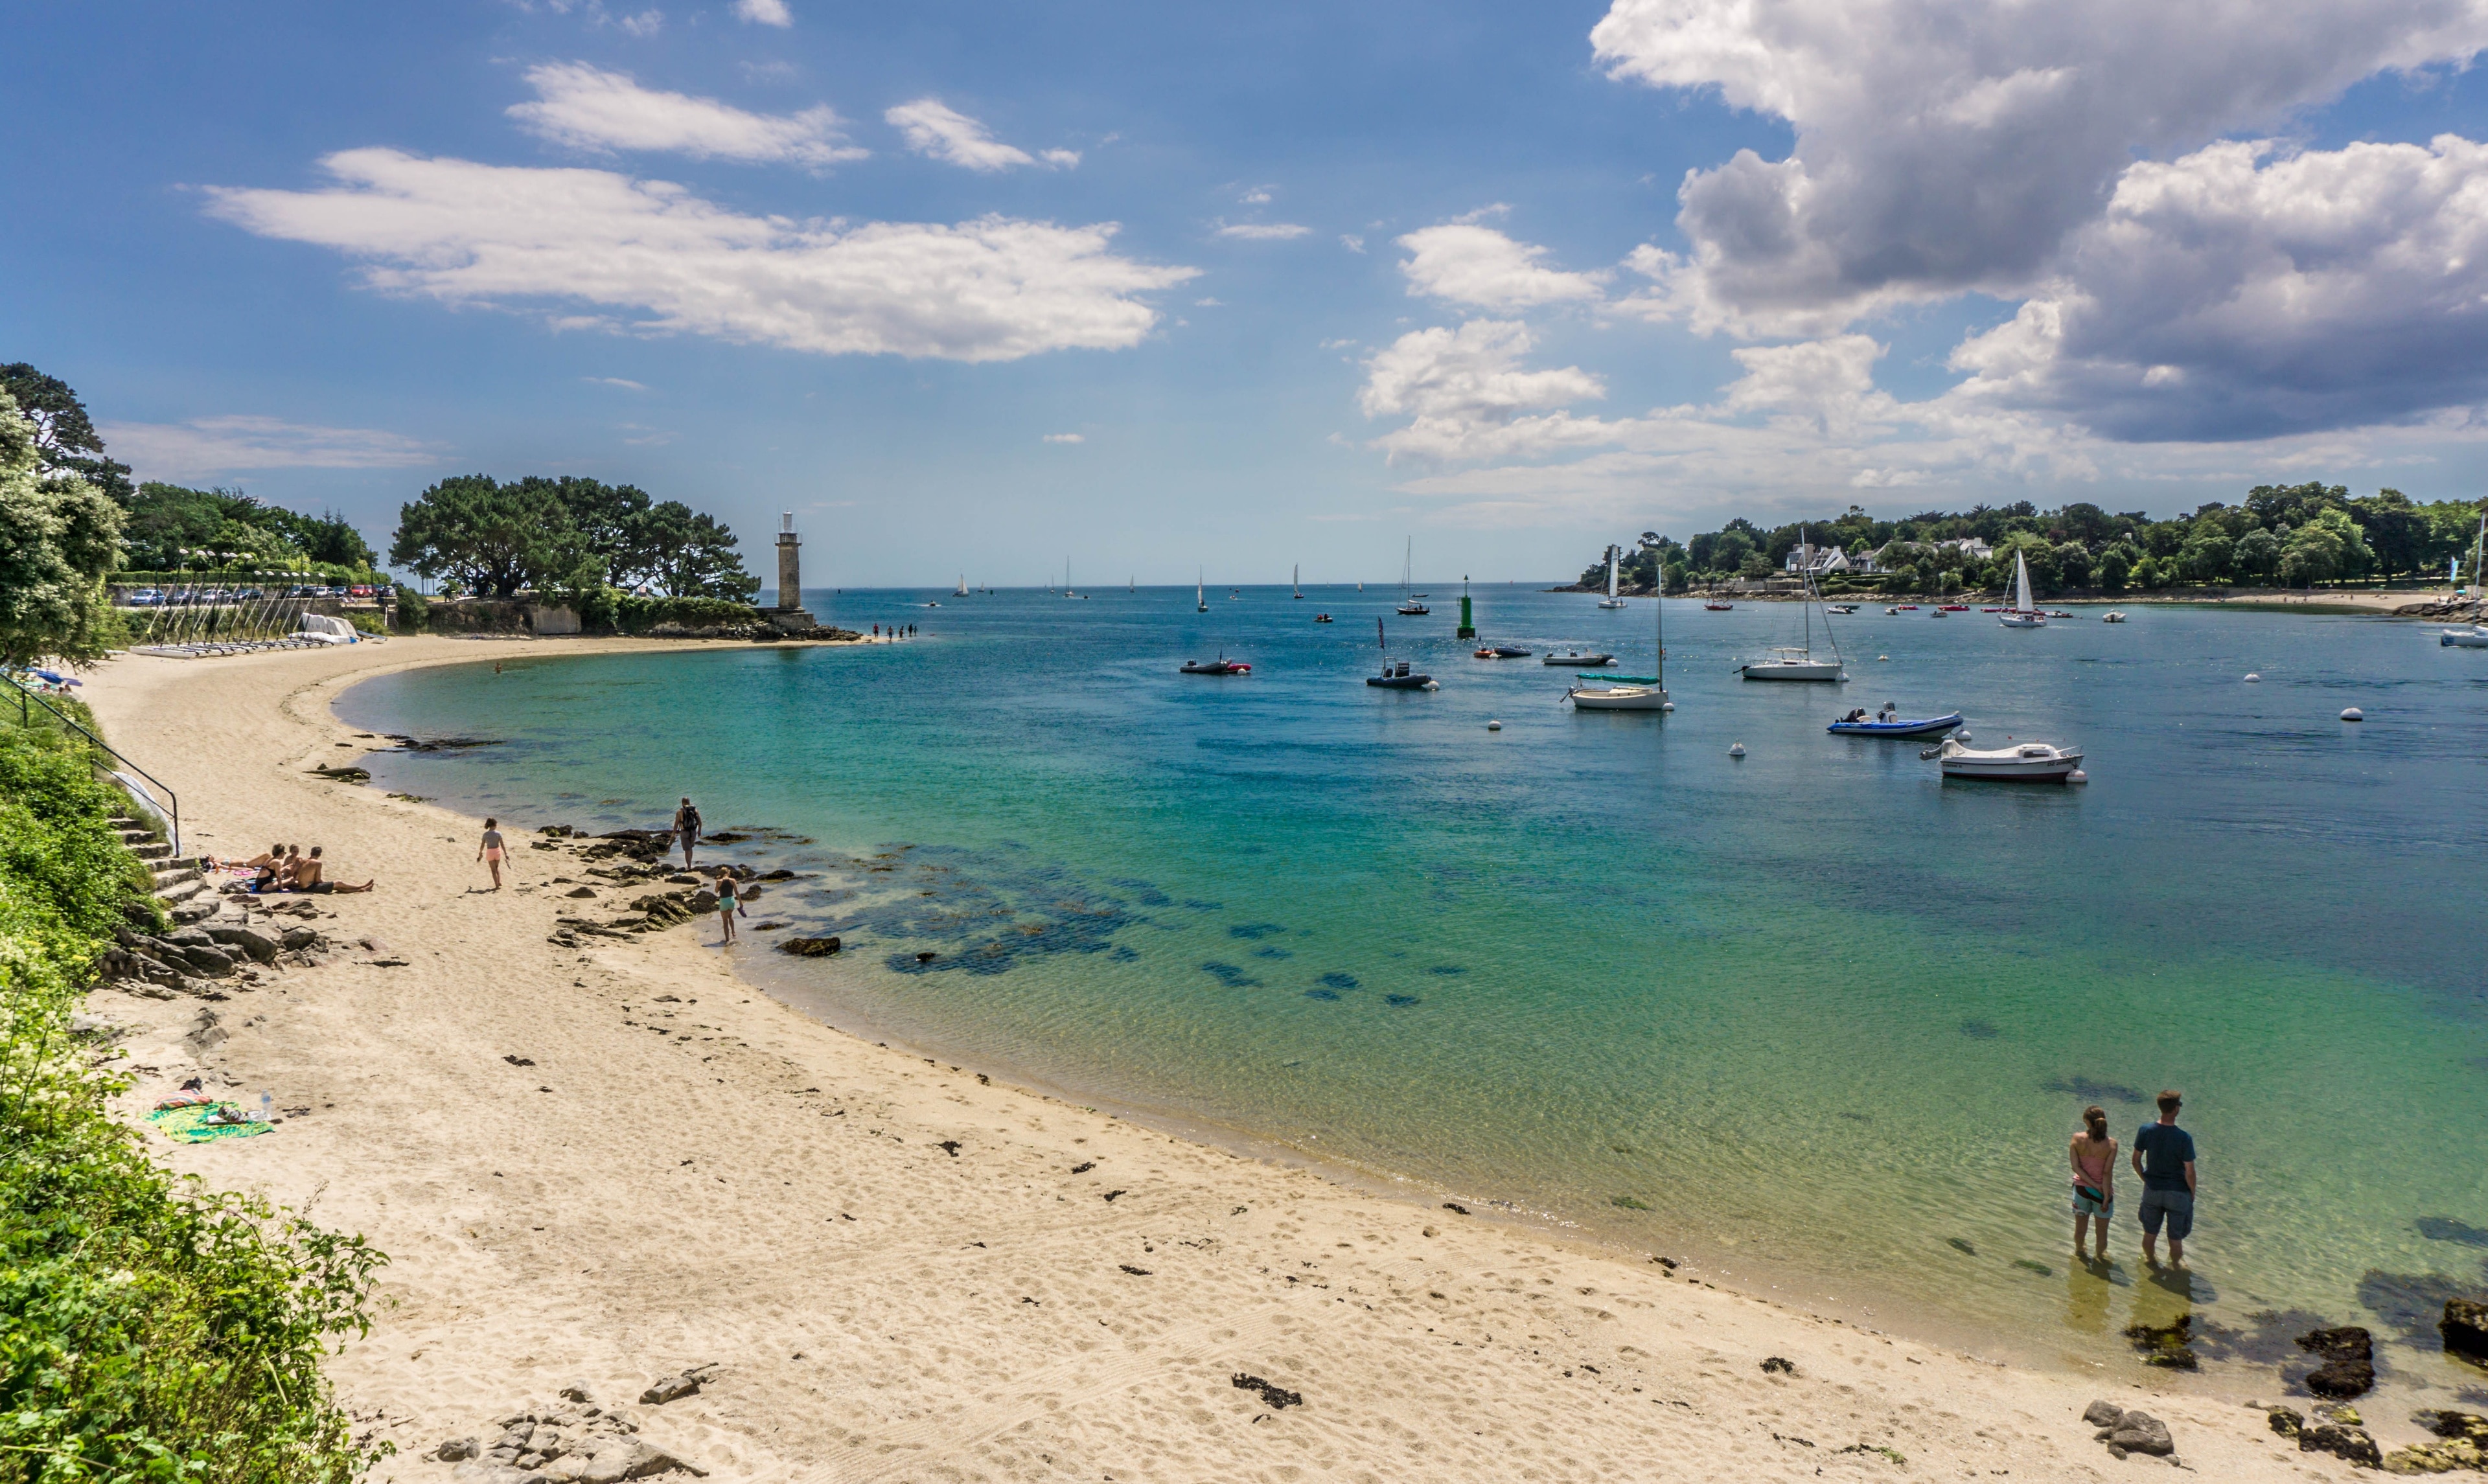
[2130,1090,2198,1266]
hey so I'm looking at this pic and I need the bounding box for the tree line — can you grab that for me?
[1580,486,2488,598]
[0,361,763,664]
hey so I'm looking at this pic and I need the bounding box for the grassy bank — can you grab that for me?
[0,710,384,1484]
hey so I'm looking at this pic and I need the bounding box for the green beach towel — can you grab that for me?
[147,1104,273,1143]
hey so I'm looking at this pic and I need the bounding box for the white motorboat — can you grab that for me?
[1543,650,1614,666]
[1596,545,1627,608]
[2102,611,2126,622]
[2443,626,2488,648]
[1999,551,2045,627]
[1570,586,1668,711]
[1926,736,2084,781]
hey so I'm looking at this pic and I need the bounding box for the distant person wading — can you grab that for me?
[2069,1105,2117,1263]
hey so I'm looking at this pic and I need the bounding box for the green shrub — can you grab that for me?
[391,590,428,633]
[0,727,384,1484]
[613,595,761,633]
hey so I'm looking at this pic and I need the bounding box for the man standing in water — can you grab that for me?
[2132,1090,2197,1267]
[673,797,702,869]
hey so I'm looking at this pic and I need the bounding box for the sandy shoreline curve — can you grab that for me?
[77,635,2356,1480]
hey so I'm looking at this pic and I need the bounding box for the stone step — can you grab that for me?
[152,868,202,895]
[156,878,207,907]
[130,840,172,862]
[167,898,220,926]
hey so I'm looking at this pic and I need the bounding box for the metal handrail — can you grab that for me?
[6,678,180,856]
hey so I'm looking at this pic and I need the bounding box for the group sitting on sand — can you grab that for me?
[212,842,374,895]
[2069,1090,2198,1268]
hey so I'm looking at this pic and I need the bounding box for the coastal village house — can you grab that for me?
[1786,543,1878,575]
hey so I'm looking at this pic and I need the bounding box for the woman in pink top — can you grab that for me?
[2069,1105,2118,1262]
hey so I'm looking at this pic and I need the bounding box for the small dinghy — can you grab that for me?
[1924,736,2084,781]
[1471,645,1531,659]
[1313,612,1334,623]
[1828,707,1963,738]
[2103,611,2127,623]
[1368,618,1434,689]
[1704,601,1734,611]
[1181,654,1250,675]
[1543,650,1613,666]
[2441,626,2488,647]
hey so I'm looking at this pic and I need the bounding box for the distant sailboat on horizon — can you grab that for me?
[1293,564,1302,599]
[1597,545,1627,608]
[1197,567,1208,612]
[955,573,969,597]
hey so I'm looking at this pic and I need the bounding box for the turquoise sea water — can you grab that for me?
[339,586,2488,1373]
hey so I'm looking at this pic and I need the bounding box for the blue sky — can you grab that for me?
[7,0,2488,586]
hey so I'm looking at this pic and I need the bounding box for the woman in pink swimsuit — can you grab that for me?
[2069,1105,2118,1262]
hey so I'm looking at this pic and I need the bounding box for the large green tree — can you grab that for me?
[389,475,588,598]
[0,393,124,666]
[0,363,134,505]
[635,501,761,600]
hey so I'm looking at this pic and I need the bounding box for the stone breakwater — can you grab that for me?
[430,1375,713,1483]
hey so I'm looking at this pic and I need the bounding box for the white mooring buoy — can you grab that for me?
[1486,720,1502,731]
[2244,672,2261,682]
[1728,742,1747,757]
[2068,769,2089,784]
[2340,707,2363,722]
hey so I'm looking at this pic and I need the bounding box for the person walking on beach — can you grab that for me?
[476,818,509,891]
[715,867,743,945]
[2132,1090,2197,1267]
[673,797,702,868]
[2069,1105,2118,1262]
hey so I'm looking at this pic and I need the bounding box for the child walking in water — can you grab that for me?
[2070,1104,2118,1262]
[715,867,743,945]
[476,818,509,891]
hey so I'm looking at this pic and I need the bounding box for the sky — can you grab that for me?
[8,0,2488,587]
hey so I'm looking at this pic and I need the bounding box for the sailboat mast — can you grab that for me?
[1803,528,1812,654]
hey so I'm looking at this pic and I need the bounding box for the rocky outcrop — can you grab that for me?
[2299,1325,2376,1398]
[2445,1297,2488,1362]
[639,1364,720,1406]
[2085,1402,2174,1459]
[2382,1411,2488,1474]
[2122,1315,2198,1369]
[2294,1404,2383,1467]
[438,1390,702,1483]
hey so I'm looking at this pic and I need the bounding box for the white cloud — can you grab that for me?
[100,416,438,478]
[1042,432,1085,443]
[617,8,662,37]
[733,0,792,25]
[1193,297,1223,306]
[1214,221,1311,240]
[205,148,1197,362]
[1041,148,1082,168]
[886,98,1065,171]
[582,376,649,389]
[1359,320,1610,462]
[1948,134,2488,440]
[1396,223,1606,310]
[1240,187,1273,204]
[1339,234,1365,253]
[509,63,865,166]
[1590,0,2488,336]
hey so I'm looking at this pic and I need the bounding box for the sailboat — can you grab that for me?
[1366,617,1434,689]
[1740,531,1847,680]
[1999,551,2045,627]
[1063,557,1083,599]
[1396,538,1429,615]
[1196,568,1208,613]
[1570,582,1668,711]
[955,574,969,597]
[1293,564,1303,599]
[1597,545,1627,608]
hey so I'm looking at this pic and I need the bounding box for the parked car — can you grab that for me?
[124,588,163,607]
[348,584,374,598]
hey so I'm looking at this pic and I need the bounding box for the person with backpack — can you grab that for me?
[673,797,702,868]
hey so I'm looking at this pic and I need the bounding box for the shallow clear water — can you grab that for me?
[340,586,2488,1371]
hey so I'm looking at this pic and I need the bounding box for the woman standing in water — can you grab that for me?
[2070,1105,2117,1262]
[715,867,742,945]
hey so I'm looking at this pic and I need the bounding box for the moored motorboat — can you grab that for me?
[1704,600,1734,611]
[1924,736,2084,781]
[2103,611,2127,622]
[1826,603,1859,614]
[1472,645,1531,659]
[1368,617,1434,689]
[1543,650,1613,666]
[1313,612,1333,623]
[1939,604,1969,611]
[1828,707,1964,738]
[1181,654,1251,675]
[2443,625,2488,647]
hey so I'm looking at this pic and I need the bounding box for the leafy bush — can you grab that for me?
[391,590,428,632]
[0,728,384,1483]
[613,595,762,633]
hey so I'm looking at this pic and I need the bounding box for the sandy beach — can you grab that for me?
[77,636,2379,1481]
